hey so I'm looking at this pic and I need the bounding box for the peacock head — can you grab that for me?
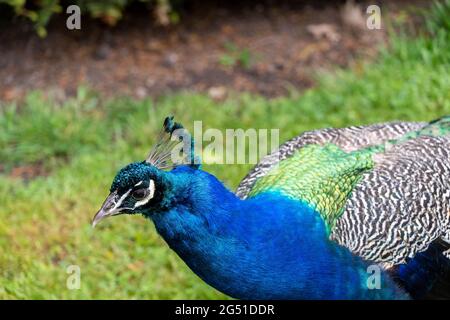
[92,116,199,227]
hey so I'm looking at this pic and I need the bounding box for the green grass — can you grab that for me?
[219,41,255,70]
[1,1,450,299]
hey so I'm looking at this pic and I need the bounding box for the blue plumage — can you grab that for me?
[393,240,450,299]
[152,166,408,299]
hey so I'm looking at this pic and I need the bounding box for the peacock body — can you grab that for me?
[93,116,450,299]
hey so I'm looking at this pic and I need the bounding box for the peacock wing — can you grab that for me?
[239,117,450,298]
[236,121,425,199]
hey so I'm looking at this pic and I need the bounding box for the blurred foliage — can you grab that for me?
[0,1,450,299]
[0,0,180,36]
[426,0,450,36]
[219,42,255,70]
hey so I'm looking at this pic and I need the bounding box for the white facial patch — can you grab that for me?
[111,188,132,212]
[134,179,155,209]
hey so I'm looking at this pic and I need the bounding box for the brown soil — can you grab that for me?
[0,0,429,102]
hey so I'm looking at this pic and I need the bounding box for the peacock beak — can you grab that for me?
[92,190,120,227]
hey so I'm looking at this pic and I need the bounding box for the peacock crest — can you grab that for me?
[145,116,200,170]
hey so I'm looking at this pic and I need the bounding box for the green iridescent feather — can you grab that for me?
[248,144,375,232]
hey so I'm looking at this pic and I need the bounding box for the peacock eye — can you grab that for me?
[132,188,149,200]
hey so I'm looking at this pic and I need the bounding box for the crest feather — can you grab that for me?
[145,116,200,170]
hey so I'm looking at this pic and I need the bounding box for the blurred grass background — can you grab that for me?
[0,1,450,299]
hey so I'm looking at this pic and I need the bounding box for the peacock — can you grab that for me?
[93,116,450,299]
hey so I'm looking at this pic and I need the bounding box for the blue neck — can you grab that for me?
[150,166,409,299]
